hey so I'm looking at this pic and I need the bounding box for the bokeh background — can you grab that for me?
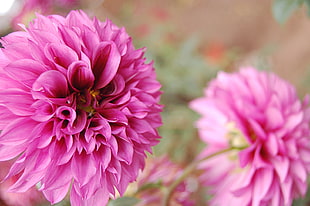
[1,0,310,205]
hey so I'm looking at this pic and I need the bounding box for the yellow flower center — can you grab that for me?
[225,122,249,160]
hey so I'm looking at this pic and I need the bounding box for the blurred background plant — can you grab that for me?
[1,0,310,205]
[272,0,310,23]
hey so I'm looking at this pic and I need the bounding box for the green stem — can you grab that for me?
[161,147,240,206]
[134,181,163,197]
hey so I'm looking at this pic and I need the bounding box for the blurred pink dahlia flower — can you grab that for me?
[190,67,310,206]
[134,156,195,206]
[12,0,79,29]
[0,10,162,206]
[0,161,45,206]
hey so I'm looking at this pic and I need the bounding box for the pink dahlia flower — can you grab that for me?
[0,10,162,206]
[190,67,310,206]
[0,161,45,206]
[135,156,195,206]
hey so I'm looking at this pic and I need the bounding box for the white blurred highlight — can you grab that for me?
[0,0,16,15]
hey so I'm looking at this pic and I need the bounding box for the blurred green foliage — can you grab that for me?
[272,0,310,23]
[108,197,140,206]
[134,31,219,163]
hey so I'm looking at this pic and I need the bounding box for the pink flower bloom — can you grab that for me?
[0,10,162,206]
[190,67,310,206]
[135,156,195,206]
[0,161,46,206]
[12,0,79,29]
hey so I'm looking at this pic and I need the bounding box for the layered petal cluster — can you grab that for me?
[135,156,195,206]
[0,10,162,206]
[190,67,310,206]
[0,161,45,206]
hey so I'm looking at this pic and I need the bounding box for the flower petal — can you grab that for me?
[0,118,37,145]
[32,70,68,98]
[92,42,121,89]
[42,181,71,205]
[71,152,97,186]
[67,61,94,91]
[3,59,47,87]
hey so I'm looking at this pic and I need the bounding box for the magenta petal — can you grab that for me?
[67,61,94,91]
[80,26,100,56]
[44,43,78,68]
[99,109,128,125]
[94,146,112,170]
[3,161,25,186]
[92,42,121,89]
[265,107,284,129]
[56,106,76,123]
[1,42,33,60]
[290,160,307,182]
[51,139,76,165]
[81,188,109,206]
[9,171,44,193]
[0,143,26,161]
[116,138,133,164]
[78,171,102,199]
[70,182,109,206]
[0,108,16,129]
[238,145,256,168]
[41,163,72,190]
[32,70,68,98]
[100,74,125,96]
[130,118,155,135]
[58,26,82,54]
[3,59,47,87]
[248,118,266,140]
[66,110,87,134]
[66,10,93,28]
[252,169,273,206]
[264,134,278,156]
[138,79,162,93]
[71,152,97,186]
[70,184,82,206]
[35,121,54,149]
[31,100,55,122]
[0,118,37,145]
[284,112,303,131]
[29,30,60,46]
[107,136,118,155]
[0,89,34,116]
[8,151,51,192]
[42,181,71,204]
[280,177,293,205]
[90,117,112,140]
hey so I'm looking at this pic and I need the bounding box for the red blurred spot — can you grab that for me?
[134,24,151,38]
[151,7,170,21]
[204,43,225,64]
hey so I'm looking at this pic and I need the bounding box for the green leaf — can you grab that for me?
[108,197,140,206]
[272,0,304,23]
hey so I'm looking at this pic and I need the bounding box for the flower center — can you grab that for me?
[225,122,248,149]
[225,122,249,161]
[76,89,101,118]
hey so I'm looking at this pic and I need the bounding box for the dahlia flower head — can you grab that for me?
[0,10,162,206]
[0,161,45,206]
[21,0,78,11]
[190,67,310,206]
[134,156,195,206]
